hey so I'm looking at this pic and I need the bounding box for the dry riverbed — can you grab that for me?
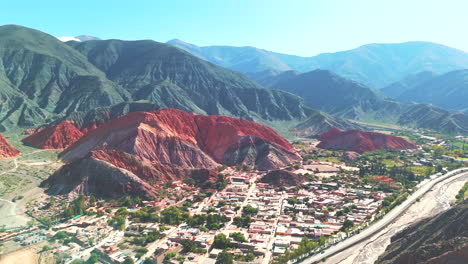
[326,174,468,264]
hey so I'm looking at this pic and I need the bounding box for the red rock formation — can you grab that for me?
[45,109,300,197]
[22,121,83,149]
[60,108,300,170]
[317,128,417,153]
[0,134,20,158]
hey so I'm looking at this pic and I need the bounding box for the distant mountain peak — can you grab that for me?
[58,36,81,42]
[57,35,101,42]
[75,35,100,41]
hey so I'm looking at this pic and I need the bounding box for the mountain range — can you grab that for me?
[384,69,468,112]
[167,39,468,88]
[0,25,320,133]
[267,69,468,134]
[0,24,467,136]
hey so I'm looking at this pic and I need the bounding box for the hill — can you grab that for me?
[381,71,437,98]
[22,121,83,149]
[0,25,130,129]
[271,69,385,119]
[260,170,306,188]
[316,128,417,153]
[166,39,292,73]
[43,109,300,197]
[168,40,468,87]
[0,134,20,158]
[0,25,343,134]
[67,38,312,123]
[293,111,365,137]
[395,69,468,111]
[270,69,468,135]
[246,70,300,88]
[377,201,468,264]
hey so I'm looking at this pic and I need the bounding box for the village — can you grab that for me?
[0,130,466,264]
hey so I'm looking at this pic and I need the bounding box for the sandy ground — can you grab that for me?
[0,247,39,264]
[325,174,468,264]
[0,187,45,228]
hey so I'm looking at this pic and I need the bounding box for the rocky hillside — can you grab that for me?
[67,38,312,122]
[395,69,468,111]
[260,170,306,188]
[22,121,83,149]
[270,69,468,135]
[0,25,328,133]
[381,71,437,99]
[0,134,20,158]
[43,109,300,197]
[317,128,417,153]
[377,200,468,264]
[293,111,365,137]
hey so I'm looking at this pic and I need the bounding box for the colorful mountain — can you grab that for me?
[317,128,417,153]
[42,109,300,197]
[0,134,20,158]
[22,121,83,149]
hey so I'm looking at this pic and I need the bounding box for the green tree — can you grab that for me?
[213,234,231,249]
[143,258,156,264]
[342,219,354,231]
[230,232,247,242]
[122,256,134,264]
[216,251,233,264]
[242,205,258,216]
[86,253,100,264]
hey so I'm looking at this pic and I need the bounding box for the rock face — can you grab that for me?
[0,135,20,158]
[44,109,300,197]
[317,128,417,153]
[60,109,299,169]
[376,201,468,264]
[260,170,306,187]
[22,121,84,149]
[293,111,365,137]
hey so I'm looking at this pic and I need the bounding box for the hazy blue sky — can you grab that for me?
[1,0,467,56]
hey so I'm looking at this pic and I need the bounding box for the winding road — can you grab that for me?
[299,168,468,264]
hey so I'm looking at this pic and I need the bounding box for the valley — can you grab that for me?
[1,6,468,264]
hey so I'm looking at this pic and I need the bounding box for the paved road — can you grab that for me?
[299,167,468,264]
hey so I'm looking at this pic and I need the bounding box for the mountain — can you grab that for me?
[246,70,300,88]
[67,38,313,123]
[167,40,468,88]
[22,121,83,149]
[0,25,335,134]
[0,25,130,129]
[166,39,292,73]
[43,109,300,197]
[271,69,386,119]
[317,128,417,153]
[381,71,437,98]
[293,111,365,137]
[269,69,468,135]
[58,35,101,42]
[377,201,468,264]
[0,134,20,158]
[75,35,101,41]
[395,69,468,111]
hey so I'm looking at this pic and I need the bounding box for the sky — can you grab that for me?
[1,0,467,56]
